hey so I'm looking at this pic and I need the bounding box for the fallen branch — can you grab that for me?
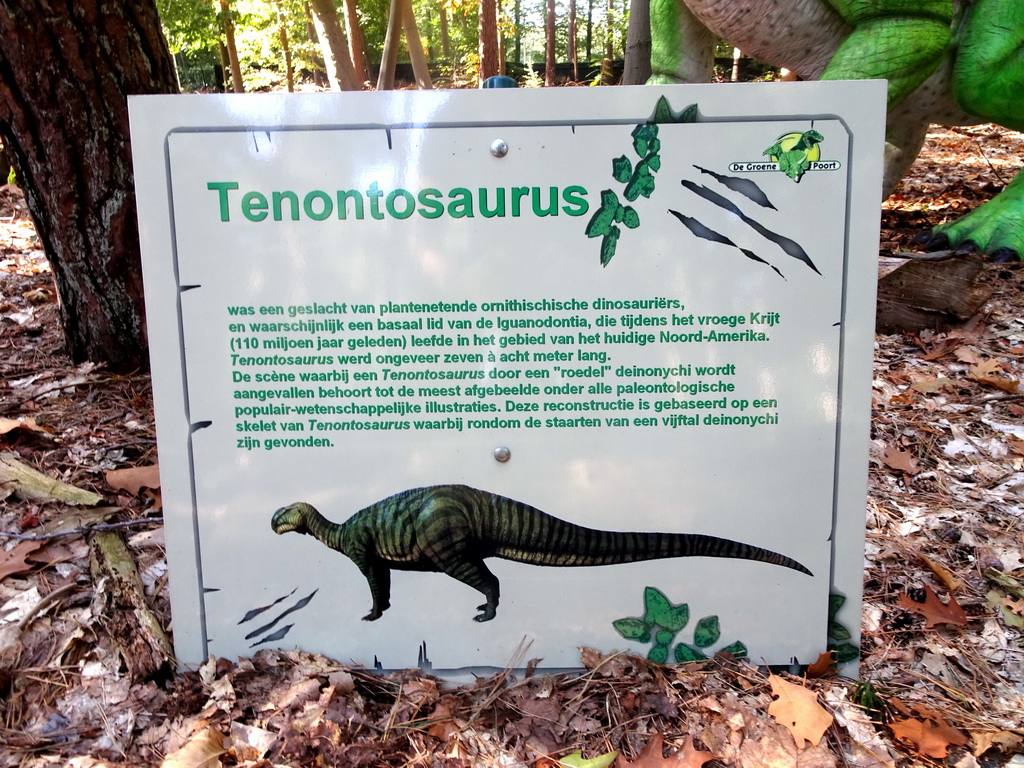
[0,517,162,541]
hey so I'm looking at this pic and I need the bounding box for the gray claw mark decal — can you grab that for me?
[243,589,319,640]
[680,180,820,274]
[669,210,785,279]
[238,587,297,624]
[694,165,777,210]
[250,624,294,647]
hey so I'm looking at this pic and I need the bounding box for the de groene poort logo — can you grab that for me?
[729,129,841,182]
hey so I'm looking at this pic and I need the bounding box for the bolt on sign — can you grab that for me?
[130,82,884,673]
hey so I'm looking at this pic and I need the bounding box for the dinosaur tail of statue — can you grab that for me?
[480,493,812,576]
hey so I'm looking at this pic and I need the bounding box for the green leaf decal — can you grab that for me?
[612,156,632,183]
[612,617,650,640]
[647,154,662,173]
[831,643,860,664]
[655,629,675,645]
[828,621,852,641]
[631,123,658,156]
[648,644,670,664]
[613,203,625,224]
[585,207,614,238]
[642,586,689,630]
[828,593,846,618]
[673,643,707,663]
[651,96,698,124]
[721,641,748,660]
[624,165,655,201]
[621,207,640,229]
[693,615,721,648]
[600,226,620,267]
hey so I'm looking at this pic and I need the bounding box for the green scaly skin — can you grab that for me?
[650,0,1024,260]
[272,484,811,622]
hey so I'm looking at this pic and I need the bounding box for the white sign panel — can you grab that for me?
[130,83,884,671]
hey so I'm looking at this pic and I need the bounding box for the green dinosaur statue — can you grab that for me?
[271,484,811,622]
[649,0,1024,261]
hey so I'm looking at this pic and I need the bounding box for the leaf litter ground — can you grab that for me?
[1,125,1023,767]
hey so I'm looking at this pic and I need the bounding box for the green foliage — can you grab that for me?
[612,586,747,665]
[157,0,329,92]
[584,98,697,266]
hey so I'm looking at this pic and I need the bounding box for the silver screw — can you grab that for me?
[493,446,511,462]
[490,139,509,158]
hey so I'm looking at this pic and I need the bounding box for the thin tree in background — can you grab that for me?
[303,2,329,86]
[438,1,452,63]
[272,0,295,91]
[585,0,593,61]
[544,0,555,85]
[513,0,521,63]
[569,0,578,80]
[310,0,361,90]
[342,0,369,84]
[479,0,499,81]
[402,0,433,87]
[378,0,433,89]
[220,0,244,91]
[622,0,650,84]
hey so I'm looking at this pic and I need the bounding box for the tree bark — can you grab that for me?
[545,0,556,86]
[220,0,245,92]
[309,0,361,91]
[0,0,178,370]
[621,0,650,84]
[479,0,499,82]
[402,0,433,88]
[342,0,369,84]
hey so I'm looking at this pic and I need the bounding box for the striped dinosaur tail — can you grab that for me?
[478,492,812,575]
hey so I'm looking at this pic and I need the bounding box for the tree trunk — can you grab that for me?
[376,0,403,90]
[0,0,178,370]
[621,0,650,84]
[586,0,593,61]
[309,0,361,90]
[513,0,521,63]
[342,0,369,84]
[545,0,556,86]
[273,0,295,91]
[479,0,499,82]
[439,2,451,62]
[303,2,329,87]
[569,0,578,80]
[605,0,614,61]
[220,0,245,92]
[402,0,433,88]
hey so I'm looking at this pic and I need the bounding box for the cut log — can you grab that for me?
[876,253,992,334]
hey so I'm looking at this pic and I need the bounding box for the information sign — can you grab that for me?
[130,83,884,671]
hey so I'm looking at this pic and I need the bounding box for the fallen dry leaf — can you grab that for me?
[882,444,919,475]
[890,714,967,758]
[897,585,968,628]
[105,463,160,496]
[0,539,46,582]
[160,725,226,768]
[767,673,833,749]
[616,733,716,768]
[969,358,1019,393]
[806,651,837,679]
[0,416,45,435]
